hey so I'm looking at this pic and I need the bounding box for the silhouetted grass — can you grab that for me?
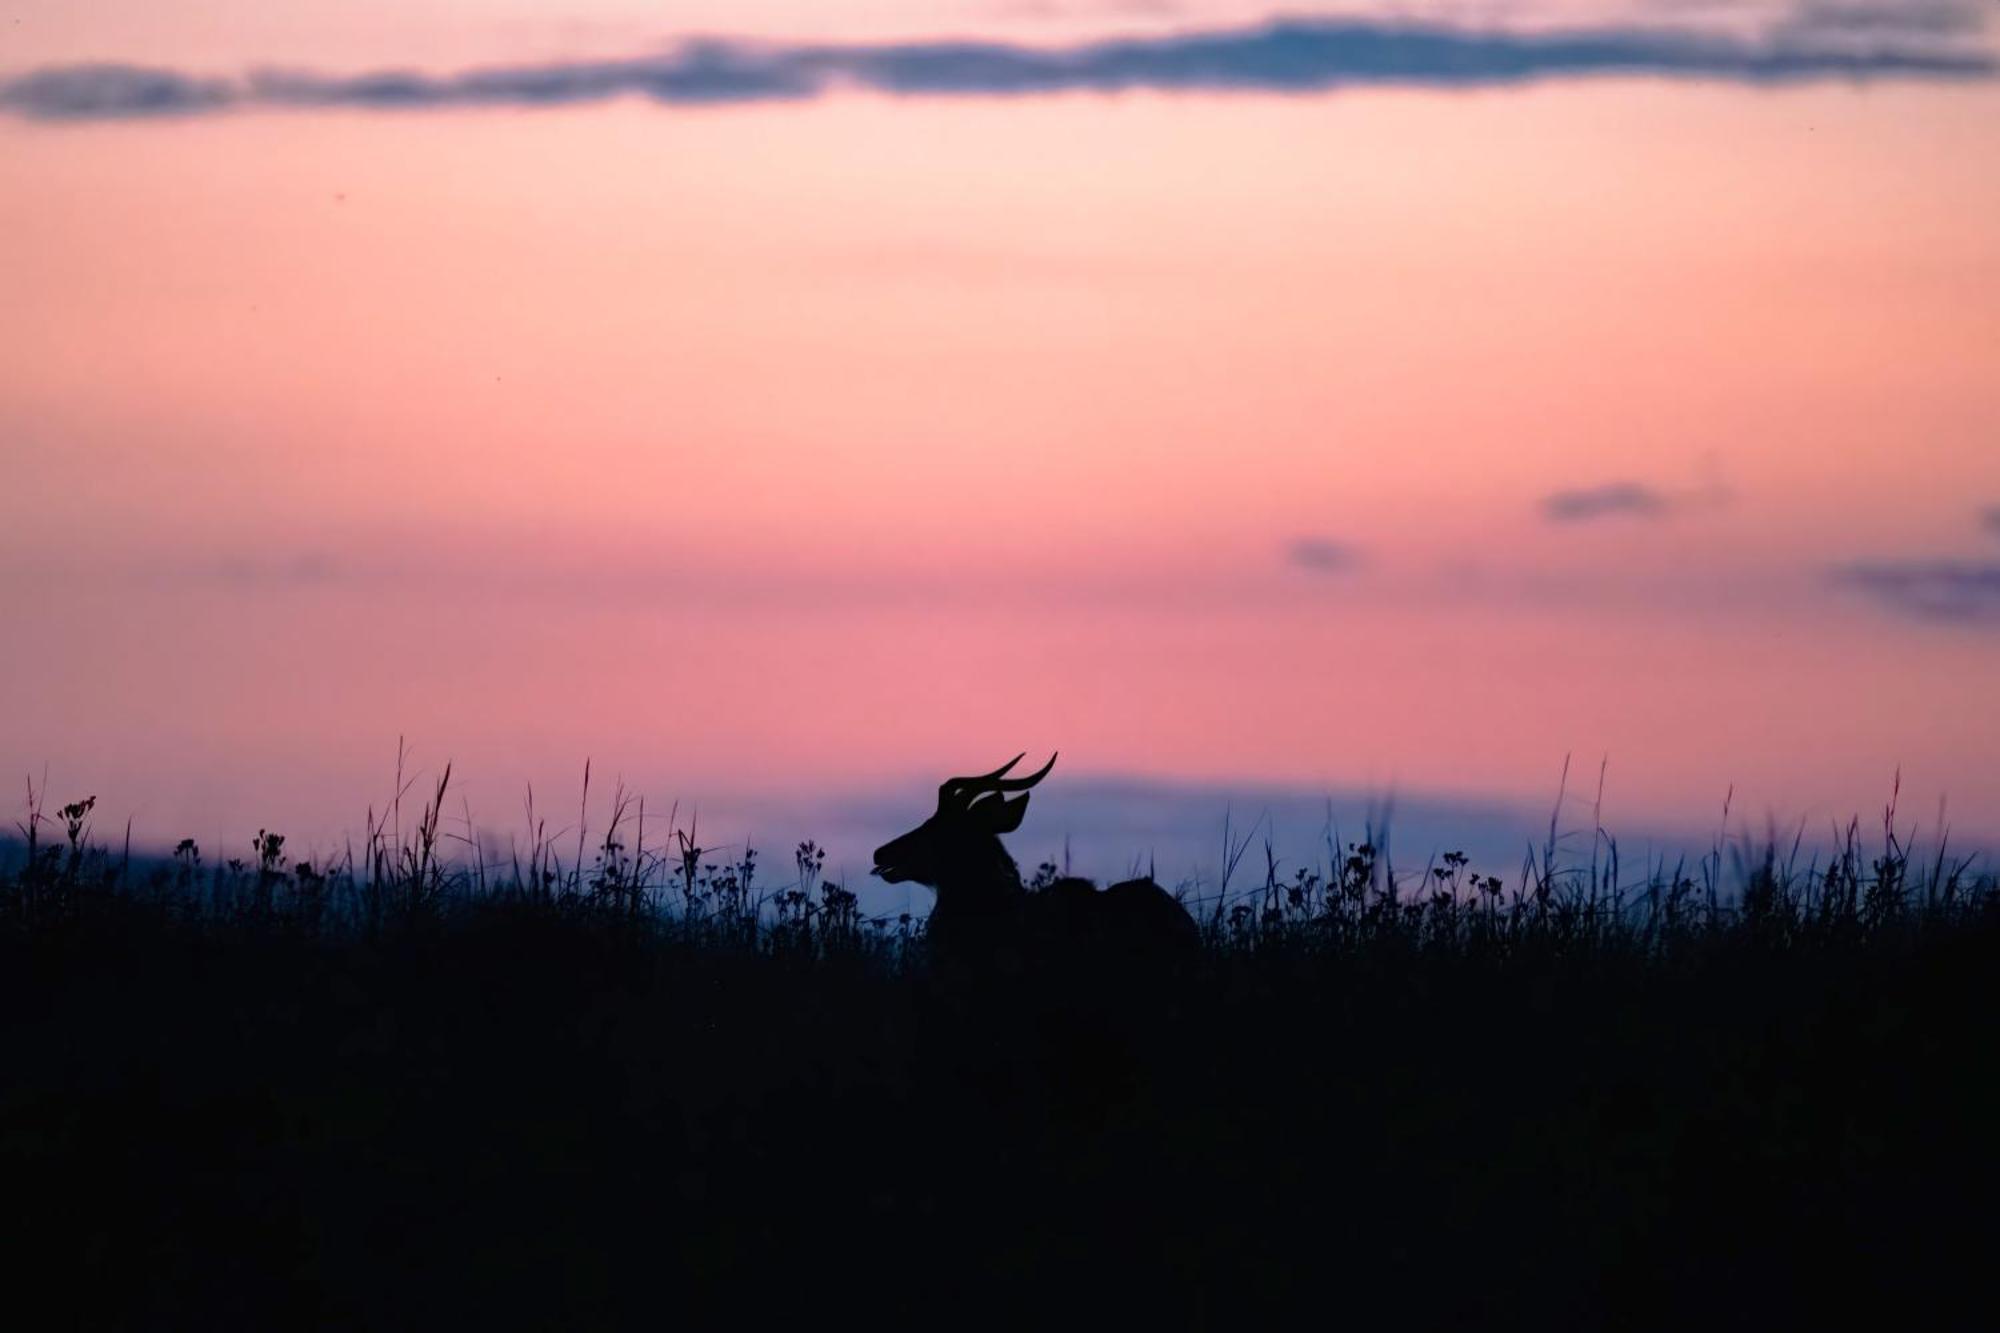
[3,771,1996,1328]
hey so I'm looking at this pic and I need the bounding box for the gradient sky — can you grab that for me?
[3,1,1997,879]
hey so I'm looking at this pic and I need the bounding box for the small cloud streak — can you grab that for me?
[201,550,349,587]
[1830,560,2000,625]
[1540,482,1676,524]
[0,65,236,119]
[1780,1,1991,41]
[1286,537,1363,574]
[3,15,1992,122]
[1838,504,2000,623]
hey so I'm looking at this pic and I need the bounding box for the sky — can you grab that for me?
[2,1,1997,887]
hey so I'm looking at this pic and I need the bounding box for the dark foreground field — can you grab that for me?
[4,800,1997,1328]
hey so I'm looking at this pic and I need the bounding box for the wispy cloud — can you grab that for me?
[0,66,237,120]
[1286,537,1364,574]
[1778,0,1991,41]
[1540,481,1676,523]
[3,15,1991,122]
[1539,463,1738,524]
[1830,560,2000,625]
[1837,505,2000,623]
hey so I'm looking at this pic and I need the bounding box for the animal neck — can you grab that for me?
[932,839,1025,916]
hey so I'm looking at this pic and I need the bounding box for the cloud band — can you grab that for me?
[3,17,1992,122]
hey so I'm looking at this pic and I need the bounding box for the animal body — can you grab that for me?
[871,754,1199,981]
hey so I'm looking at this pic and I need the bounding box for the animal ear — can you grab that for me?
[970,791,1031,834]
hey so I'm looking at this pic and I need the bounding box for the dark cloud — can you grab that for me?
[823,17,1990,99]
[1286,538,1363,574]
[248,43,821,112]
[3,16,1991,122]
[1540,482,1676,524]
[1830,560,2000,625]
[0,64,236,119]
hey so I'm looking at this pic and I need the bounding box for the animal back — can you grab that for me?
[1102,877,1201,962]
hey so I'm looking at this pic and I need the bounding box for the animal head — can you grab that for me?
[871,753,1056,889]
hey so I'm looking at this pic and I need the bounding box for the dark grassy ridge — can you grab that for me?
[3,790,1997,1328]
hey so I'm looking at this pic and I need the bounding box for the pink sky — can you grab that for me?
[3,3,1997,868]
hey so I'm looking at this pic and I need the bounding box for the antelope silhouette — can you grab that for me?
[872,754,1199,979]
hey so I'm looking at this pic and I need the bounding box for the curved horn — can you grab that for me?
[990,752,1057,792]
[941,754,1024,796]
[937,752,1058,809]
